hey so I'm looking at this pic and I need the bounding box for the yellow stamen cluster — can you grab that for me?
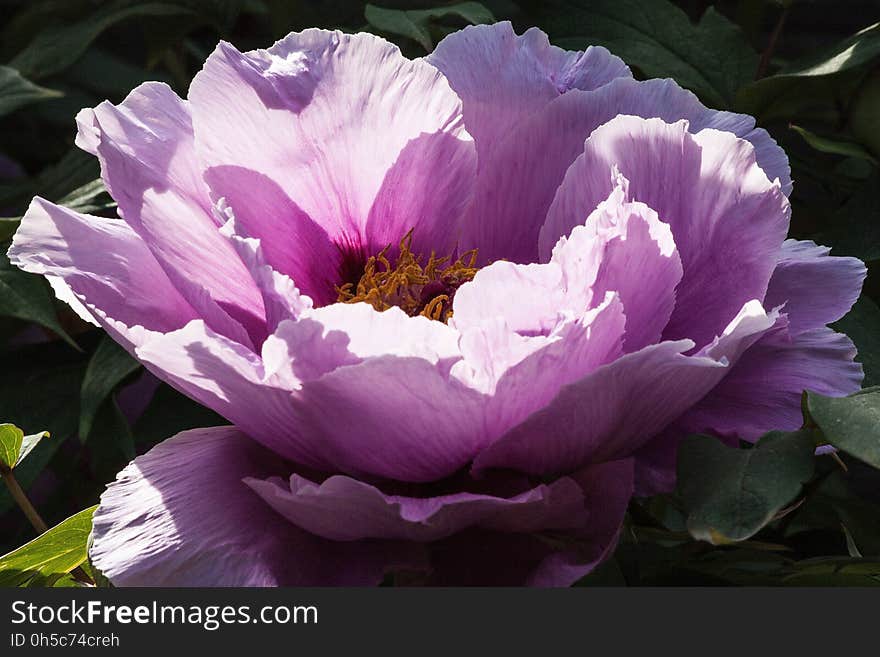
[336,230,478,323]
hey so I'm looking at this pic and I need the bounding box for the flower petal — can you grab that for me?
[674,323,863,442]
[542,115,789,349]
[427,459,634,586]
[244,472,589,542]
[764,239,866,335]
[447,74,789,264]
[472,301,778,477]
[8,198,197,335]
[427,22,629,262]
[75,82,265,346]
[219,209,314,334]
[427,22,629,160]
[206,167,342,305]
[550,180,682,352]
[90,427,425,586]
[133,319,333,471]
[452,180,681,352]
[135,304,488,482]
[189,30,475,260]
[452,294,625,439]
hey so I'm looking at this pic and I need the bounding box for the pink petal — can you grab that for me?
[574,77,792,193]
[427,22,629,262]
[76,82,265,346]
[189,31,475,261]
[219,210,314,334]
[472,301,779,477]
[134,305,488,482]
[542,115,790,350]
[8,198,197,335]
[764,239,866,335]
[244,472,589,542]
[428,22,629,160]
[90,427,425,586]
[443,74,789,264]
[551,180,682,352]
[133,319,334,471]
[675,322,863,442]
[452,294,626,439]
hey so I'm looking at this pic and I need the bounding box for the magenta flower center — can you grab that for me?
[336,230,479,322]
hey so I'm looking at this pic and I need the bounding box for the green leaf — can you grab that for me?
[80,334,140,443]
[0,252,79,350]
[806,388,880,469]
[833,296,880,386]
[365,2,495,52]
[0,217,20,242]
[815,175,880,263]
[0,506,96,587]
[850,69,880,157]
[10,1,195,79]
[782,557,880,586]
[0,341,86,516]
[0,65,61,118]
[531,0,757,108]
[677,431,816,544]
[0,424,24,471]
[738,22,880,119]
[789,124,877,164]
[15,430,50,468]
[56,178,115,215]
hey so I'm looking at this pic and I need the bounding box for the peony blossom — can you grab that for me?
[9,22,865,586]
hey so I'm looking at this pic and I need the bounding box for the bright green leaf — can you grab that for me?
[0,423,24,471]
[365,2,494,52]
[532,0,757,108]
[0,65,61,118]
[0,506,96,587]
[677,431,816,544]
[806,387,880,469]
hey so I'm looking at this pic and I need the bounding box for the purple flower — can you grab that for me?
[9,23,865,586]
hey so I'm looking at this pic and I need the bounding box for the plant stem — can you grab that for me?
[0,467,48,533]
[756,7,790,80]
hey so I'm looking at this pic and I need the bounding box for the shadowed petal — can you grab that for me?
[427,459,634,586]
[244,472,589,542]
[189,30,476,260]
[90,427,426,586]
[428,22,629,159]
[444,73,788,264]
